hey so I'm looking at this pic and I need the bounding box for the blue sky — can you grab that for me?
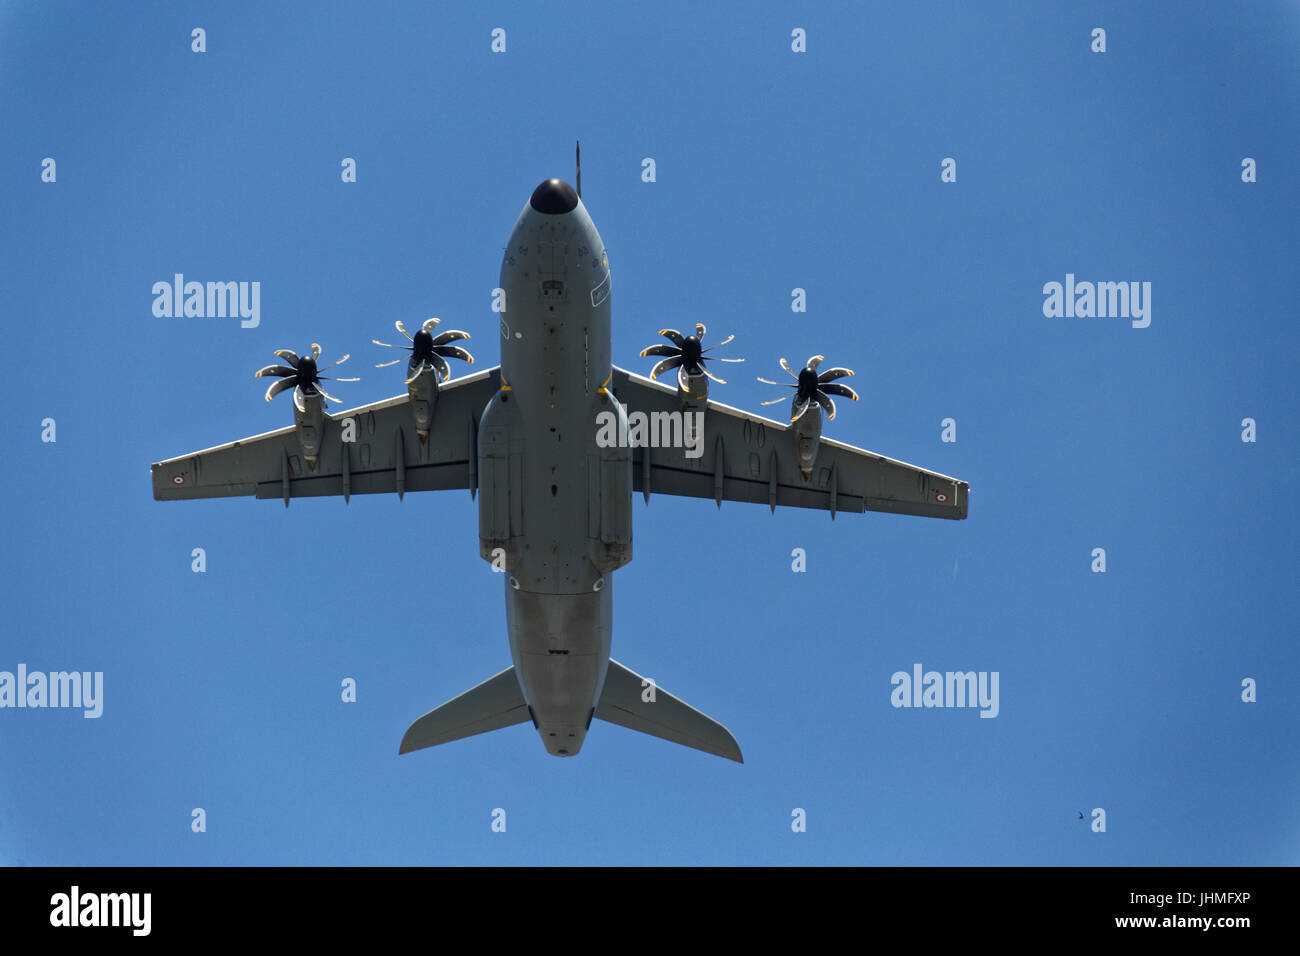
[2,1,1296,865]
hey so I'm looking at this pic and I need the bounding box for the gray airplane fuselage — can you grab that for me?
[478,179,626,757]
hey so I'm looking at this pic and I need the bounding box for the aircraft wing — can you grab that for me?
[609,366,968,519]
[151,367,501,503]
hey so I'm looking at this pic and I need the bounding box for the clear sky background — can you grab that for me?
[2,1,1296,865]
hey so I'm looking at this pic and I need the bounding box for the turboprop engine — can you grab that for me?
[254,344,358,469]
[758,355,859,480]
[638,323,743,446]
[373,318,474,442]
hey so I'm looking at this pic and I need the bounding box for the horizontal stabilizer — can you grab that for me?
[595,659,743,763]
[400,665,530,754]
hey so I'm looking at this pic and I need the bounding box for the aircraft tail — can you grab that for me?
[399,665,530,754]
[595,659,743,763]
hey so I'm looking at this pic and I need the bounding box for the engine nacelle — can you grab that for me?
[294,389,326,469]
[675,367,709,454]
[407,361,439,442]
[793,402,823,480]
[676,367,709,406]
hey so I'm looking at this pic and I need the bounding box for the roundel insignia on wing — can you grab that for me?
[172,475,186,485]
[935,492,947,502]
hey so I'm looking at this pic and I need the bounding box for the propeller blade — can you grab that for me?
[780,357,799,379]
[791,397,811,422]
[431,354,452,382]
[323,376,361,383]
[317,354,350,372]
[430,329,470,346]
[376,358,403,368]
[264,376,298,401]
[817,367,855,383]
[433,345,473,364]
[649,356,683,381]
[310,343,322,360]
[293,384,308,413]
[695,322,707,341]
[421,317,441,333]
[640,344,679,359]
[818,381,859,401]
[395,320,413,341]
[806,355,825,371]
[816,390,838,421]
[372,339,407,349]
[659,329,685,348]
[702,333,734,350]
[759,395,788,406]
[702,368,727,385]
[315,384,342,405]
[274,349,301,366]
[255,365,296,378]
[757,377,796,387]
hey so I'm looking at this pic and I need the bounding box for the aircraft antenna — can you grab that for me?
[576,140,582,199]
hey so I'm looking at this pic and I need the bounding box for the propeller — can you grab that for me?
[639,323,743,391]
[374,318,473,385]
[758,355,858,422]
[255,344,359,410]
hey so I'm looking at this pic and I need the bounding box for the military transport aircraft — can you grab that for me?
[151,154,969,763]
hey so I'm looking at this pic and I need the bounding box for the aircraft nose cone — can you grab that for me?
[529,178,579,215]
